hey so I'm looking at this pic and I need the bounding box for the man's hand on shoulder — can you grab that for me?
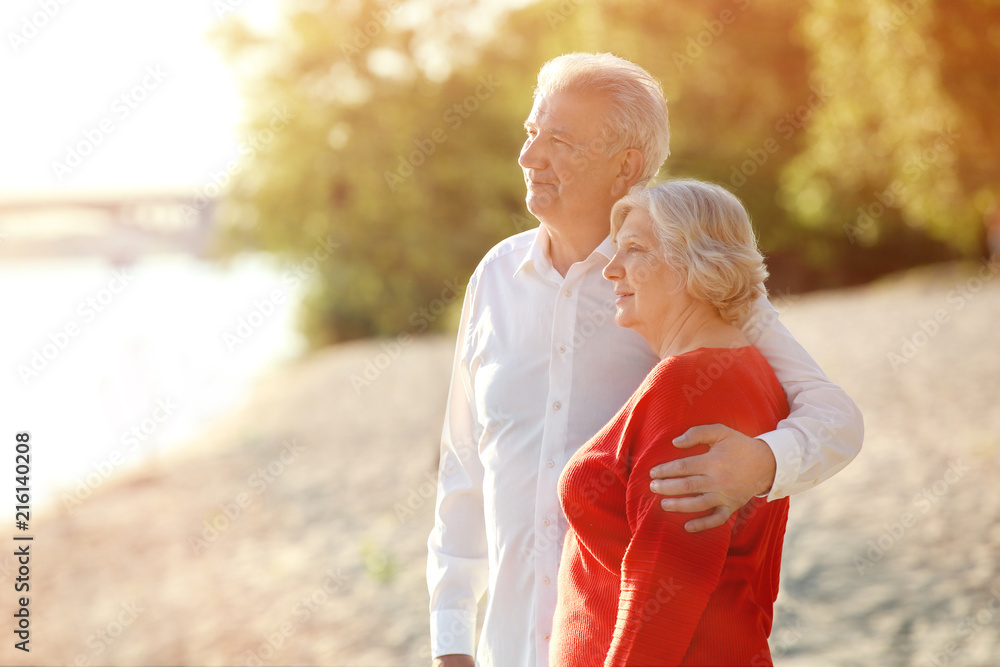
[432,654,475,667]
[648,424,777,533]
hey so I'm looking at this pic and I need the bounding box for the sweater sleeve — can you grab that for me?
[604,379,735,667]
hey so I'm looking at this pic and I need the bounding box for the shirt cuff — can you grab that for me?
[756,429,802,502]
[430,609,477,659]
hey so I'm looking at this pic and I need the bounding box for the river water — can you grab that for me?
[0,252,306,516]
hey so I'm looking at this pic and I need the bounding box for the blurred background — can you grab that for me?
[0,0,998,665]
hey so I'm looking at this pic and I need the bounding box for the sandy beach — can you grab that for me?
[3,260,998,667]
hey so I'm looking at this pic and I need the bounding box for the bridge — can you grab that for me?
[0,190,218,263]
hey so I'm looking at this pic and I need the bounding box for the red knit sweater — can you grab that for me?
[550,346,790,667]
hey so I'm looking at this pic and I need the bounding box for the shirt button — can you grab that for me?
[563,289,572,297]
[543,576,550,585]
[553,401,561,410]
[545,634,551,642]
[543,518,550,526]
[546,460,555,468]
[559,344,567,353]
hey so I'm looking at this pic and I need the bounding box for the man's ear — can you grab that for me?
[612,148,645,197]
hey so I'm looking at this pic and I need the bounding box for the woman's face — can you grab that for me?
[602,208,687,346]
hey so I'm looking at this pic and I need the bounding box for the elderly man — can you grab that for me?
[428,53,862,667]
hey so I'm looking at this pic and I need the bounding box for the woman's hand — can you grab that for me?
[648,424,777,532]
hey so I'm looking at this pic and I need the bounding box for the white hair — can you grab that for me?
[535,52,670,184]
[611,179,768,324]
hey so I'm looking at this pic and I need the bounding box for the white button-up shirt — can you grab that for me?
[427,227,863,667]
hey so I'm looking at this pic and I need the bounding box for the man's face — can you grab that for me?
[518,89,623,230]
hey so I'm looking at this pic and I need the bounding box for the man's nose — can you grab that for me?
[518,135,545,171]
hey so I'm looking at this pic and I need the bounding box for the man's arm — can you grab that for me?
[649,293,864,531]
[427,285,488,662]
[432,656,475,667]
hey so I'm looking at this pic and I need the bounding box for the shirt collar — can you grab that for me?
[513,226,553,279]
[593,235,616,263]
[514,227,616,279]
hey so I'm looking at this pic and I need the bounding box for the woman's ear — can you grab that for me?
[612,148,645,197]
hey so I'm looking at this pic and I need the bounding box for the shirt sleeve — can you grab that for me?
[739,293,864,500]
[426,281,489,659]
[605,396,733,667]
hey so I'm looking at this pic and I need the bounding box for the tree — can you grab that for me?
[212,0,529,345]
[780,0,1000,253]
[212,0,994,347]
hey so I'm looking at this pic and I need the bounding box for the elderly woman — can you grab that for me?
[550,179,790,666]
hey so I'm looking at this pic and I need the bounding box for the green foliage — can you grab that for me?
[212,0,530,345]
[781,0,1000,252]
[213,0,997,347]
[360,540,397,584]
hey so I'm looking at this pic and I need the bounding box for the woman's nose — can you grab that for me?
[603,252,623,281]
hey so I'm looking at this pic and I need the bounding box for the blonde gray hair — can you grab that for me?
[535,53,670,184]
[610,179,768,324]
